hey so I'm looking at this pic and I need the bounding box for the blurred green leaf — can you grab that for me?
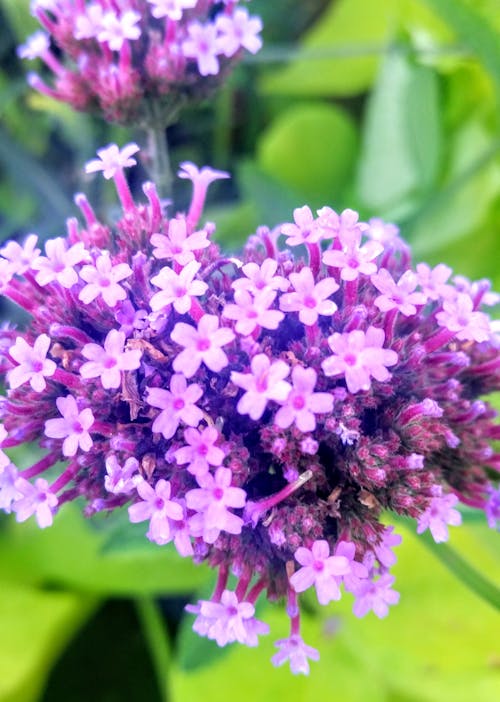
[0,580,95,702]
[0,505,209,596]
[238,160,303,227]
[171,525,500,702]
[0,0,37,43]
[356,46,442,219]
[257,102,359,207]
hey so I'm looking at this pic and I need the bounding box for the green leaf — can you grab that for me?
[0,580,95,702]
[170,525,500,702]
[356,45,442,218]
[0,504,210,596]
[257,102,359,207]
[237,160,303,227]
[0,0,38,42]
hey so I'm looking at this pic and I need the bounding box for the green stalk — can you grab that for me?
[147,124,173,201]
[135,597,171,702]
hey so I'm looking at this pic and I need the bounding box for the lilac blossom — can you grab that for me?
[216,8,263,57]
[186,467,246,544]
[279,267,338,325]
[371,269,426,316]
[281,206,322,246]
[0,233,40,274]
[171,314,235,378]
[416,262,454,301]
[322,227,382,281]
[322,326,398,394]
[174,426,225,476]
[182,22,221,76]
[44,395,95,457]
[274,366,333,433]
[194,590,269,647]
[151,218,210,266]
[150,260,208,315]
[147,374,203,439]
[104,455,139,495]
[373,527,402,568]
[79,254,133,307]
[97,11,141,52]
[485,486,500,530]
[416,492,462,542]
[129,478,183,544]
[147,0,197,21]
[436,293,491,342]
[13,477,58,528]
[231,354,291,420]
[352,574,400,618]
[272,635,320,675]
[0,464,23,512]
[7,334,56,392]
[290,540,351,605]
[32,237,89,288]
[80,330,142,389]
[223,289,284,336]
[85,143,140,179]
[232,258,289,295]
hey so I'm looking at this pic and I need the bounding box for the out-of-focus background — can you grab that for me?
[0,1,499,700]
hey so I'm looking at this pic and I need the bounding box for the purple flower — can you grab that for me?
[275,366,333,433]
[290,540,351,605]
[371,269,426,316]
[147,374,203,439]
[79,254,133,307]
[416,262,453,301]
[373,526,402,568]
[104,455,140,495]
[279,267,339,326]
[151,217,210,266]
[0,464,23,512]
[223,289,284,336]
[186,467,246,544]
[271,635,320,675]
[150,260,208,315]
[8,334,56,392]
[231,354,291,420]
[216,8,263,57]
[171,314,235,378]
[190,590,269,647]
[232,258,289,296]
[85,143,140,179]
[44,395,95,457]
[322,326,398,394]
[416,492,462,542]
[97,11,141,51]
[182,22,221,76]
[436,293,491,342]
[322,220,382,281]
[281,206,322,246]
[352,573,400,618]
[0,233,40,274]
[13,477,58,528]
[80,329,142,389]
[32,237,89,288]
[129,478,184,544]
[147,0,197,21]
[485,485,500,530]
[174,426,225,476]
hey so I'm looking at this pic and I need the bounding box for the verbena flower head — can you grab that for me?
[1,145,499,674]
[20,1,263,125]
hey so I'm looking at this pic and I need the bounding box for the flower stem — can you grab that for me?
[135,597,171,702]
[147,124,173,201]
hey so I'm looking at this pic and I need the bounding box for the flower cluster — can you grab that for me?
[19,1,262,125]
[1,145,499,674]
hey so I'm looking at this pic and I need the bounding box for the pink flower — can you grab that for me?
[85,143,140,180]
[322,326,398,394]
[279,267,339,326]
[104,455,139,495]
[223,289,284,336]
[44,395,95,457]
[316,207,366,242]
[174,426,225,476]
[231,354,291,420]
[289,539,350,605]
[178,162,230,189]
[216,8,263,57]
[18,30,50,60]
[352,574,400,618]
[281,206,322,246]
[80,329,142,389]
[0,233,40,274]
[147,374,203,439]
[0,464,23,512]
[79,254,133,307]
[193,590,269,646]
[147,0,197,21]
[151,217,210,266]
[74,4,105,40]
[416,492,462,542]
[150,260,208,315]
[271,635,320,675]
[416,262,454,301]
[275,366,333,432]
[182,22,221,76]
[436,293,491,342]
[186,467,246,544]
[171,314,235,378]
[128,478,184,545]
[97,10,141,51]
[12,477,58,528]
[322,223,382,281]
[366,217,401,246]
[32,237,89,288]
[232,258,289,296]
[8,334,56,392]
[371,269,426,316]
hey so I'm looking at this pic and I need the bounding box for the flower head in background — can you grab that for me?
[1,146,499,674]
[19,1,263,125]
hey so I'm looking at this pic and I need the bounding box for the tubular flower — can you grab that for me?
[0,147,499,674]
[20,1,263,125]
